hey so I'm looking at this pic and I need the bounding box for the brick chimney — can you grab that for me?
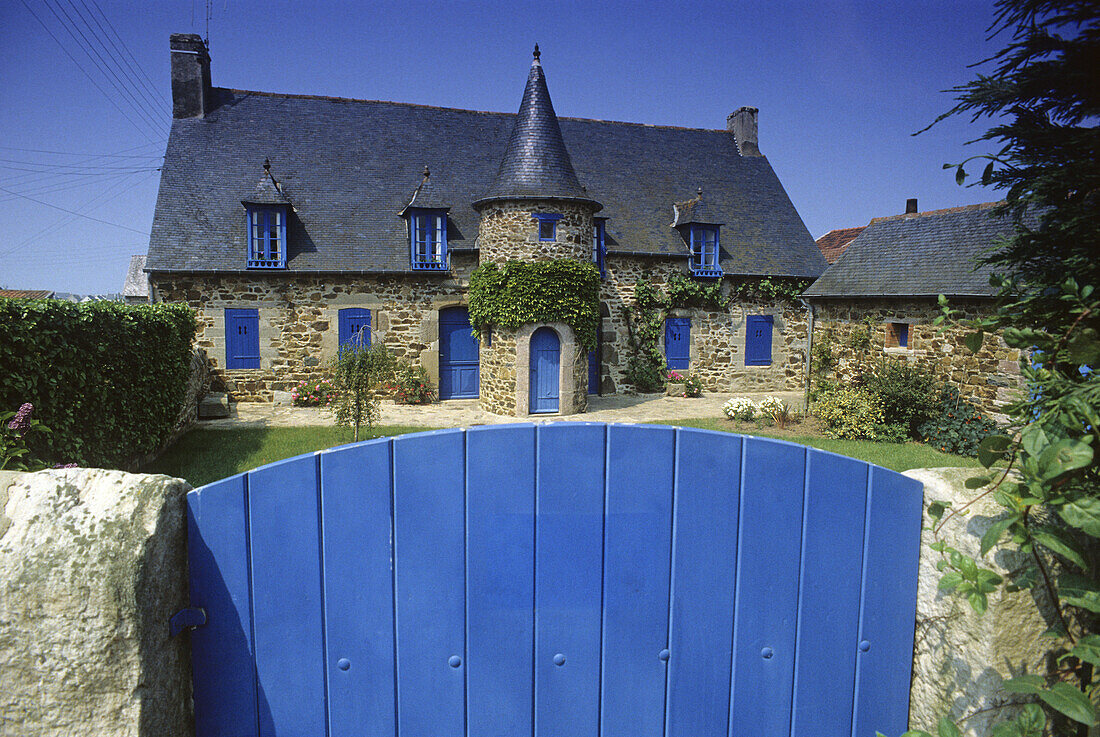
[906,198,918,214]
[170,33,212,118]
[727,106,760,157]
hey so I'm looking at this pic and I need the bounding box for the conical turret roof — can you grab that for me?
[474,46,600,210]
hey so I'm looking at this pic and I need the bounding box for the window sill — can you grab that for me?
[247,260,286,269]
[690,268,723,278]
[411,261,449,271]
[884,346,914,355]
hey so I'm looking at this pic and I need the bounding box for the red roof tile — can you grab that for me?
[815,226,865,264]
[0,289,54,299]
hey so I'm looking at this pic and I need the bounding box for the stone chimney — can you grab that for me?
[727,106,760,157]
[906,198,918,214]
[170,33,212,119]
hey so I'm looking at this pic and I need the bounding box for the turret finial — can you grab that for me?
[423,165,430,178]
[533,43,540,62]
[697,186,703,197]
[263,158,271,172]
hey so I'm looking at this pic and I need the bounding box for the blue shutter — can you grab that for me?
[225,308,260,369]
[745,315,773,366]
[338,308,371,351]
[665,317,690,370]
[897,323,909,348]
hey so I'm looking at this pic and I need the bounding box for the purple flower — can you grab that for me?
[7,403,33,433]
[52,462,78,469]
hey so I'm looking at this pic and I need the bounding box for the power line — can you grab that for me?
[0,145,163,158]
[83,0,170,114]
[0,170,141,203]
[43,0,166,136]
[0,185,150,234]
[18,0,158,142]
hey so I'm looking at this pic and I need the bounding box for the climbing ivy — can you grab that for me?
[468,259,601,351]
[624,273,729,393]
[728,275,813,304]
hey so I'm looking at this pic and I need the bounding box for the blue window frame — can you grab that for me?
[592,220,606,278]
[532,213,562,241]
[689,225,722,277]
[745,315,773,366]
[408,209,448,270]
[246,206,287,269]
[338,308,370,352]
[225,308,260,369]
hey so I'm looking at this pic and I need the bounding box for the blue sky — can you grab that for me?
[0,0,1004,294]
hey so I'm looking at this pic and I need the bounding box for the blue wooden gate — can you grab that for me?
[186,424,923,737]
[529,327,560,413]
[665,317,690,370]
[439,306,479,399]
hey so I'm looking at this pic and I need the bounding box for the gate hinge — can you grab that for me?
[169,607,207,637]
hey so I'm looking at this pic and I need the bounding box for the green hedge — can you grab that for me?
[0,298,197,468]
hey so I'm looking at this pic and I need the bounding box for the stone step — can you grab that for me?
[198,392,230,419]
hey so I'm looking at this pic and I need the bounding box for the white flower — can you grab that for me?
[723,397,757,421]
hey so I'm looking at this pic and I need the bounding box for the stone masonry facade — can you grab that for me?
[810,298,1024,422]
[477,200,596,265]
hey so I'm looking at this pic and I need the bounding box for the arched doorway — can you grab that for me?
[439,307,479,399]
[529,327,560,414]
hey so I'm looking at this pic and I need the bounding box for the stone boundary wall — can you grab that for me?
[810,298,1024,422]
[0,469,192,737]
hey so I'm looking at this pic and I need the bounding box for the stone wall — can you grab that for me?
[0,469,191,737]
[596,255,806,394]
[475,200,594,265]
[479,323,587,417]
[810,298,1023,421]
[479,327,518,415]
[152,268,473,402]
[903,467,1067,736]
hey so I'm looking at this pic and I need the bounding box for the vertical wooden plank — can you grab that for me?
[729,437,806,737]
[466,425,536,737]
[852,467,923,737]
[248,453,327,737]
[666,430,741,737]
[789,450,868,736]
[535,423,606,737]
[320,439,396,737]
[600,425,676,737]
[393,429,466,737]
[187,475,259,737]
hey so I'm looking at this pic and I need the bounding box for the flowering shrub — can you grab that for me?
[759,396,791,428]
[386,364,435,404]
[814,388,886,440]
[1,403,50,471]
[723,397,757,421]
[668,371,703,397]
[292,377,337,407]
[917,386,997,457]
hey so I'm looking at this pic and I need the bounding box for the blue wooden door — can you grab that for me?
[187,424,923,737]
[337,308,370,351]
[439,306,479,399]
[529,327,560,413]
[665,317,690,370]
[745,314,773,366]
[225,308,260,369]
[588,350,599,394]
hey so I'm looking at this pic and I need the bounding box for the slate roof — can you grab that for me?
[671,189,722,227]
[243,162,291,205]
[401,167,451,214]
[803,203,1019,298]
[814,225,865,265]
[148,79,825,277]
[476,48,596,209]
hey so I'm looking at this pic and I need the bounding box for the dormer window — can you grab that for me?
[592,219,606,278]
[246,205,287,269]
[689,225,722,277]
[533,213,562,241]
[408,209,448,270]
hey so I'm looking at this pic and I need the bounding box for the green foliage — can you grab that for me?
[291,376,336,407]
[0,298,197,468]
[814,387,887,440]
[468,259,601,350]
[329,342,395,442]
[1,403,51,471]
[862,360,942,438]
[386,362,435,404]
[728,275,812,303]
[664,272,728,310]
[917,386,998,457]
[897,2,1100,732]
[809,329,838,393]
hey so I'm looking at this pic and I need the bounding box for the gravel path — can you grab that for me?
[198,391,805,429]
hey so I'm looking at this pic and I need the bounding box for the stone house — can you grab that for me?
[802,200,1026,421]
[145,35,826,415]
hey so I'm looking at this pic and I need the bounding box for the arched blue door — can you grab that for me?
[529,327,560,414]
[439,307,479,399]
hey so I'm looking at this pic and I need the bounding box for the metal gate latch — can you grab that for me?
[169,607,208,637]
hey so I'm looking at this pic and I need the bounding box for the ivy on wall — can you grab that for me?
[468,259,601,350]
[727,275,813,304]
[0,299,198,469]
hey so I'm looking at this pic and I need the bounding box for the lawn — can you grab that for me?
[145,420,979,487]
